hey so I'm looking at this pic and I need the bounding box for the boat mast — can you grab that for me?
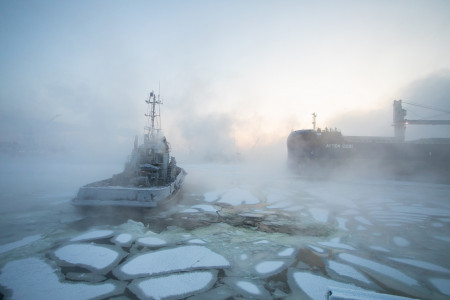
[312,113,317,131]
[145,90,162,140]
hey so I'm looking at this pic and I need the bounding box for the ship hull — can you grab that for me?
[72,168,186,208]
[287,130,450,181]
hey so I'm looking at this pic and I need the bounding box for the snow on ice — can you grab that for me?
[0,257,124,299]
[0,234,42,255]
[70,230,114,242]
[114,245,230,280]
[53,243,126,274]
[129,271,217,300]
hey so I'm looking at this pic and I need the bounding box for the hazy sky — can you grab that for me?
[1,0,449,161]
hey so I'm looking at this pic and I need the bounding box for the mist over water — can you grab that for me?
[1,148,449,299]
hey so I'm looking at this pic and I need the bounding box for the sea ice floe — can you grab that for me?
[53,243,126,274]
[204,190,222,202]
[392,236,410,247]
[254,240,270,244]
[308,208,329,223]
[111,233,133,247]
[327,261,371,284]
[0,257,124,299]
[335,217,348,231]
[278,247,296,257]
[319,237,355,250]
[308,245,325,253]
[218,188,260,206]
[369,246,390,253]
[70,230,114,242]
[114,245,230,280]
[137,236,167,247]
[288,271,365,300]
[429,278,450,296]
[223,278,271,299]
[433,236,450,242]
[187,238,206,244]
[339,253,419,286]
[354,216,373,226]
[388,257,450,274]
[254,260,286,276]
[129,271,217,300]
[0,234,42,255]
[192,204,219,213]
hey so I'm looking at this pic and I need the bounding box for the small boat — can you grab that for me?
[72,90,186,208]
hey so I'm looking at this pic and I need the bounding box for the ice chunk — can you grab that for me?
[204,190,222,202]
[429,278,450,296]
[111,233,133,247]
[328,261,371,284]
[254,260,286,276]
[434,236,450,242]
[137,236,167,247]
[70,230,114,242]
[308,245,326,253]
[223,277,271,299]
[129,271,217,300]
[289,271,365,300]
[309,208,329,223]
[388,257,450,274]
[192,204,219,212]
[114,245,230,280]
[0,234,42,254]
[339,253,419,286]
[393,236,410,247]
[319,237,355,250]
[219,188,260,206]
[0,257,124,299]
[278,247,296,257]
[354,216,373,226]
[327,286,416,299]
[336,217,348,231]
[369,246,390,253]
[53,243,125,274]
[187,238,206,244]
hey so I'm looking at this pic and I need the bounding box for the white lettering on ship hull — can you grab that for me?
[325,144,354,149]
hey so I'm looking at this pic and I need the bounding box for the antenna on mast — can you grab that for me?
[312,113,317,131]
[144,90,162,141]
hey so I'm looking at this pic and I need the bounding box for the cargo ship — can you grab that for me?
[72,90,186,208]
[287,100,450,180]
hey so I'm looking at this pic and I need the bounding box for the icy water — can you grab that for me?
[0,159,450,299]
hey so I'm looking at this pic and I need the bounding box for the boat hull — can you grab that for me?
[72,169,186,208]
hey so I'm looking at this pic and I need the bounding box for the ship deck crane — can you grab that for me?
[393,100,450,141]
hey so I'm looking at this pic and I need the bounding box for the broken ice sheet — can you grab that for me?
[0,257,124,299]
[218,188,260,206]
[136,236,167,247]
[53,243,126,274]
[339,253,419,286]
[254,260,288,277]
[288,271,365,300]
[0,234,42,255]
[129,271,217,300]
[70,229,114,242]
[113,245,230,280]
[388,257,450,274]
[223,277,271,299]
[327,260,372,285]
[111,233,134,247]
